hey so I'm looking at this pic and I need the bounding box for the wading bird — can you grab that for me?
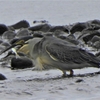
[0,36,100,77]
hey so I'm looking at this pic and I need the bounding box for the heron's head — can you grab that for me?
[0,39,26,55]
[0,34,44,56]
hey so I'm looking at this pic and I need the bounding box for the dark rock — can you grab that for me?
[75,79,84,83]
[0,24,8,35]
[0,73,7,80]
[70,22,87,34]
[28,24,51,32]
[11,57,33,70]
[9,20,30,29]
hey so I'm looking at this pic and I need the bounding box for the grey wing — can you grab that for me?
[45,43,88,64]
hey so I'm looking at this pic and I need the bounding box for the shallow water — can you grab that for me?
[0,0,100,26]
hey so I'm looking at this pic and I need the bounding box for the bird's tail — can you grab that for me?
[89,60,100,68]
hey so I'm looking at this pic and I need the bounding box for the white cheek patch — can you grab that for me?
[11,48,20,58]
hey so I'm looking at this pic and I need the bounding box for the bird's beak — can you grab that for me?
[2,51,13,59]
[0,40,25,55]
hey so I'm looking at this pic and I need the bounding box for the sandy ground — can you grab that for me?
[0,0,100,100]
[1,67,100,100]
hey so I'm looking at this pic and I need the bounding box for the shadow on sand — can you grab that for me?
[25,70,100,82]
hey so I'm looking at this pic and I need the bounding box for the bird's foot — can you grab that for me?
[62,73,73,78]
[67,74,73,77]
[32,67,37,71]
[69,69,74,77]
[62,70,74,78]
[62,73,67,78]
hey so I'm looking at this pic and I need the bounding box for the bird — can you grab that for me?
[1,35,100,77]
[28,36,100,77]
[58,35,79,45]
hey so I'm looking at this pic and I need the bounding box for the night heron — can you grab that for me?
[1,36,100,77]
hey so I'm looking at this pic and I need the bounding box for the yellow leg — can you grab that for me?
[62,69,74,77]
[69,69,74,76]
[62,71,67,77]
